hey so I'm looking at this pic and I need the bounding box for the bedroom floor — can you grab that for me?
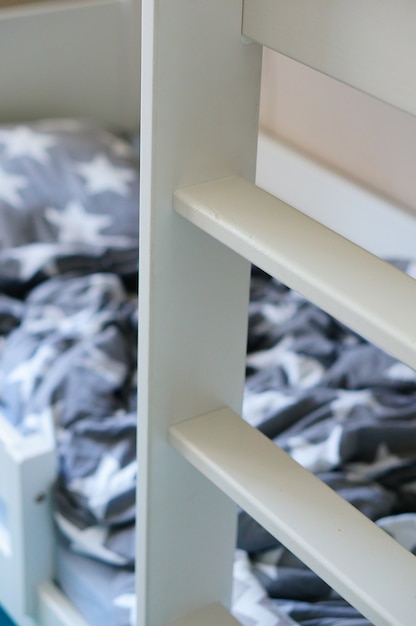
[0,607,15,626]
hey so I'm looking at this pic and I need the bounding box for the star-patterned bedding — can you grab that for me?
[0,120,139,624]
[0,119,139,296]
[1,121,416,626]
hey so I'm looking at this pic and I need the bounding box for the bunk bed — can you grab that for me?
[138,1,416,625]
[1,1,416,626]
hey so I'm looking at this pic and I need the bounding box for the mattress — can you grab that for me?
[1,120,416,626]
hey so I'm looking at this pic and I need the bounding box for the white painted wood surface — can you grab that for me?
[259,51,416,218]
[256,132,416,260]
[170,407,416,626]
[0,0,140,129]
[174,175,416,370]
[169,602,242,626]
[243,0,416,117]
[137,1,262,624]
[38,582,91,626]
[0,416,55,626]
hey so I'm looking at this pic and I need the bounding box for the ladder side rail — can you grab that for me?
[137,1,262,624]
[0,418,55,626]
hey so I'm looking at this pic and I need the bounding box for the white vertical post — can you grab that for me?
[0,420,55,626]
[137,1,262,624]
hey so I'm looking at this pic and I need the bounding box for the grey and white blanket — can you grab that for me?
[0,119,139,295]
[1,120,415,626]
[0,120,139,625]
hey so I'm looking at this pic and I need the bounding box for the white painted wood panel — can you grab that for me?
[243,0,416,116]
[170,407,416,626]
[259,50,416,217]
[169,603,242,626]
[256,132,416,260]
[137,1,262,624]
[174,175,416,370]
[0,416,55,625]
[0,0,140,129]
[38,582,91,626]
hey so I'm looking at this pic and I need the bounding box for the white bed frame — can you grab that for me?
[138,1,416,625]
[1,1,416,625]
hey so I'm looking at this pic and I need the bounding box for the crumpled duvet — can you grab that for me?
[0,273,138,569]
[0,119,140,626]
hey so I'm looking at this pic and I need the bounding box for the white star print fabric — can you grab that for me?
[1,272,138,575]
[0,119,139,288]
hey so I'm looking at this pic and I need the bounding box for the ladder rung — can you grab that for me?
[169,407,416,626]
[174,175,416,370]
[169,602,241,626]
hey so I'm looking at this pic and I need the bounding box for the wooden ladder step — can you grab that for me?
[169,602,241,626]
[174,175,416,370]
[169,407,416,626]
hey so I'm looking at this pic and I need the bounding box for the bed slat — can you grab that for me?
[174,175,416,371]
[170,407,416,626]
[169,602,241,626]
[242,0,416,117]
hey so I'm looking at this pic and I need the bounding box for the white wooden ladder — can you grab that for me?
[137,1,416,625]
